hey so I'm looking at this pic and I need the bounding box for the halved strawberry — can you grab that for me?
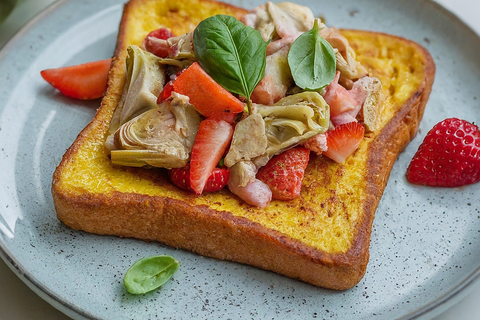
[190,119,233,194]
[256,146,310,200]
[168,165,230,192]
[323,122,365,164]
[173,62,244,122]
[40,58,112,100]
[406,118,480,187]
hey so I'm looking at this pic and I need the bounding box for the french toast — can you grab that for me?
[51,0,435,290]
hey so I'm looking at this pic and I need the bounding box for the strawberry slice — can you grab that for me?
[173,62,244,122]
[142,28,175,58]
[406,118,480,187]
[157,81,174,103]
[323,122,365,164]
[256,147,310,200]
[157,70,184,104]
[190,119,233,194]
[40,58,112,100]
[168,165,230,192]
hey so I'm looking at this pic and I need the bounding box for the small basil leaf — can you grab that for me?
[288,19,336,90]
[193,15,267,102]
[124,255,180,294]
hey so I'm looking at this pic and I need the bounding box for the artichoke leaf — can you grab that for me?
[157,57,194,69]
[108,45,166,138]
[268,118,308,135]
[110,149,189,168]
[334,49,367,82]
[258,105,314,122]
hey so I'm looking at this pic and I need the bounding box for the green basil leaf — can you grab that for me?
[193,15,267,102]
[288,20,336,90]
[124,255,180,294]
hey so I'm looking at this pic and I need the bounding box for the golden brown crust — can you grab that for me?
[51,0,435,290]
[53,188,365,289]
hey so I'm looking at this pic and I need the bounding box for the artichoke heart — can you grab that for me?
[319,27,368,83]
[242,2,315,42]
[111,94,201,169]
[254,91,329,165]
[107,45,166,144]
[224,113,268,167]
[226,92,329,168]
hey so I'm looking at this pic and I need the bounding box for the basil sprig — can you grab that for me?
[124,255,180,294]
[288,19,336,90]
[193,15,268,113]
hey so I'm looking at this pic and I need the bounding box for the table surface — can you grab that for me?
[1,0,479,319]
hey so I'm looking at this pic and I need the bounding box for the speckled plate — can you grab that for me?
[0,0,479,319]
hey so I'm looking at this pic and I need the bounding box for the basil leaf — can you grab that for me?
[124,255,180,294]
[288,20,336,90]
[193,15,267,104]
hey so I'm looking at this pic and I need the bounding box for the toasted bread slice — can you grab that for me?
[51,0,435,290]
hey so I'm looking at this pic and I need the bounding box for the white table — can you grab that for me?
[0,0,479,319]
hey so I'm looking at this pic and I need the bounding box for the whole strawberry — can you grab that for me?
[257,147,310,200]
[406,118,480,187]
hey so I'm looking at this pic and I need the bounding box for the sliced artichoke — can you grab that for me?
[253,91,330,166]
[267,2,315,38]
[226,92,329,168]
[110,149,183,168]
[224,113,268,167]
[156,57,193,69]
[166,32,195,59]
[111,93,201,169]
[107,45,166,141]
[319,27,368,84]
[242,2,315,42]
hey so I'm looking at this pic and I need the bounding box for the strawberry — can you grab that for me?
[147,28,175,41]
[142,28,175,58]
[168,165,229,192]
[204,167,230,192]
[406,118,480,187]
[157,81,174,103]
[168,166,191,191]
[256,147,310,200]
[173,62,244,122]
[323,122,365,164]
[190,119,233,194]
[157,70,184,104]
[40,58,111,100]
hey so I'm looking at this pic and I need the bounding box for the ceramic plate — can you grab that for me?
[1,0,479,319]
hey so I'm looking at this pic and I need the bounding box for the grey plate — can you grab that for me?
[0,0,479,319]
